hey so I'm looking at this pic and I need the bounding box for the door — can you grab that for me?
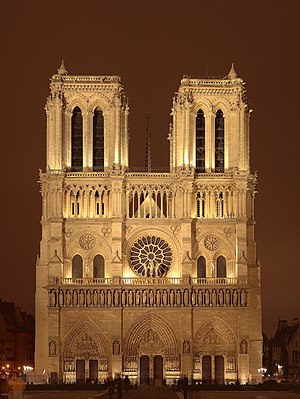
[154,355,163,384]
[202,355,211,384]
[89,360,98,382]
[140,355,149,384]
[215,355,224,384]
[76,359,85,383]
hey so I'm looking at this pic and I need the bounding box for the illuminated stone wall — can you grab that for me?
[35,63,262,384]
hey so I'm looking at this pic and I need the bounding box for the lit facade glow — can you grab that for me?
[35,63,262,384]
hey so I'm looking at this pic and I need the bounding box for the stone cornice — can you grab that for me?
[51,74,121,84]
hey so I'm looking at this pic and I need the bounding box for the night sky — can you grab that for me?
[1,0,299,338]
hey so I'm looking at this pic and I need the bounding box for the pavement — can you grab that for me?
[22,386,300,399]
[23,386,178,399]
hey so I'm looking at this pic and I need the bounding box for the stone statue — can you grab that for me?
[107,290,112,307]
[93,290,98,306]
[66,290,72,307]
[114,289,119,306]
[50,290,56,307]
[100,289,105,306]
[211,289,217,306]
[191,289,196,306]
[73,290,78,306]
[218,289,224,306]
[59,290,64,307]
[211,261,215,277]
[169,289,175,306]
[225,289,231,306]
[142,290,147,306]
[86,290,92,306]
[113,340,120,355]
[197,289,203,306]
[204,290,210,306]
[128,290,133,306]
[79,290,85,306]
[183,339,190,354]
[122,290,127,306]
[156,289,161,306]
[135,290,140,306]
[241,289,247,306]
[149,290,154,306]
[177,290,182,306]
[162,289,168,306]
[232,289,238,306]
[49,340,56,356]
[240,339,248,354]
[183,289,189,306]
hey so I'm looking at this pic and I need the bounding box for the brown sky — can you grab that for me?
[0,0,299,338]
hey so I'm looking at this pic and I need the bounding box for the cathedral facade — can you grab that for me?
[35,62,262,384]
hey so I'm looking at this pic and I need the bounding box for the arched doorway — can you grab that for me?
[123,313,180,384]
[193,317,237,384]
[62,320,109,383]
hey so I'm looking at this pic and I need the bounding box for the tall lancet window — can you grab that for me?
[217,255,226,278]
[196,109,205,172]
[93,108,104,171]
[72,255,83,279]
[215,109,224,172]
[197,256,206,278]
[71,107,83,171]
[93,255,105,278]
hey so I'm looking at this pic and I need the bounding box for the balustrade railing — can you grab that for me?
[48,276,247,286]
[191,277,247,285]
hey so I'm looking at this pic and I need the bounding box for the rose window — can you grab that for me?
[130,236,173,277]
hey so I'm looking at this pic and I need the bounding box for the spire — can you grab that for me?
[228,63,237,80]
[144,114,151,173]
[57,60,68,75]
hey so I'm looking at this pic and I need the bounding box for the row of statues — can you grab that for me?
[49,287,247,308]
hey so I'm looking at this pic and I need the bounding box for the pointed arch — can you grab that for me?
[215,109,224,172]
[88,94,112,113]
[191,97,212,115]
[93,107,104,171]
[217,255,226,278]
[93,254,105,278]
[196,109,205,173]
[197,256,206,278]
[123,312,179,356]
[193,317,237,356]
[71,106,83,171]
[72,254,83,278]
[62,318,109,358]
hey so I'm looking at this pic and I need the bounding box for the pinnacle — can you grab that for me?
[228,63,237,79]
[57,59,68,75]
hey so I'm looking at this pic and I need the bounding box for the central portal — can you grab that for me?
[75,359,98,383]
[140,355,163,384]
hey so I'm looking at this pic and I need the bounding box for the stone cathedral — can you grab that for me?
[35,62,262,385]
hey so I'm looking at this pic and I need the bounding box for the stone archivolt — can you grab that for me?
[123,313,179,357]
[62,319,109,361]
[193,317,237,356]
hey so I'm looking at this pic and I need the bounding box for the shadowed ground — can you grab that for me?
[23,385,300,399]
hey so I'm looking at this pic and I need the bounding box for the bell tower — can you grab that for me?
[170,64,249,173]
[45,60,129,172]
